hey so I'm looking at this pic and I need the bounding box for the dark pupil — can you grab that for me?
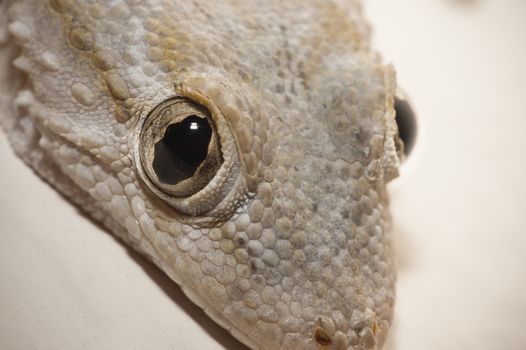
[153,115,212,185]
[395,98,417,156]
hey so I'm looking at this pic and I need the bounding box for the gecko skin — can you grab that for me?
[0,1,406,349]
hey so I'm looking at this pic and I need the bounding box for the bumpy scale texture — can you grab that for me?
[0,1,401,349]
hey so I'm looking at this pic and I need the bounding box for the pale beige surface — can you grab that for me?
[1,0,525,349]
[369,0,526,349]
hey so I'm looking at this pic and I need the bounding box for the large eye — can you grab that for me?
[135,96,245,219]
[139,98,222,197]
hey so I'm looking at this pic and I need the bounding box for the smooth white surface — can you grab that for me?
[369,0,526,349]
[1,1,526,349]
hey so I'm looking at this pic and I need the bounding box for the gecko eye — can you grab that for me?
[135,96,245,219]
[394,92,417,157]
[138,98,222,198]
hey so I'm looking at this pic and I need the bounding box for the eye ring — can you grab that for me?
[134,95,246,219]
[138,97,222,198]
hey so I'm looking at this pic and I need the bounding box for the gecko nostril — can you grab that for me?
[314,327,332,346]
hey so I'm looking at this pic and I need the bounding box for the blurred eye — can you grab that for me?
[138,97,222,198]
[394,91,417,157]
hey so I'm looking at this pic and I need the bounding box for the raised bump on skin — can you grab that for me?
[70,82,95,106]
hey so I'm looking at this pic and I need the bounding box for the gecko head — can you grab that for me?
[7,1,414,349]
[127,60,414,349]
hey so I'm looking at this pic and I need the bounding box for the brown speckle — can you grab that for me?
[92,50,117,71]
[70,82,95,106]
[48,0,70,13]
[234,235,247,247]
[69,27,93,51]
[372,319,378,335]
[104,73,130,100]
[314,327,332,346]
[114,107,130,123]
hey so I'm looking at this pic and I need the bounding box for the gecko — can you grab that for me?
[0,1,416,349]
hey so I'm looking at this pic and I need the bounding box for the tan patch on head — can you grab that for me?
[48,0,72,14]
[92,50,117,71]
[104,73,130,101]
[70,82,95,106]
[69,26,93,51]
[317,2,365,48]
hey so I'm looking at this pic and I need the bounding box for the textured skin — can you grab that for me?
[0,1,401,349]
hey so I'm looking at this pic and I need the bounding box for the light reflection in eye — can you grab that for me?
[190,122,198,130]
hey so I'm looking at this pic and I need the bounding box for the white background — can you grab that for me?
[1,0,526,349]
